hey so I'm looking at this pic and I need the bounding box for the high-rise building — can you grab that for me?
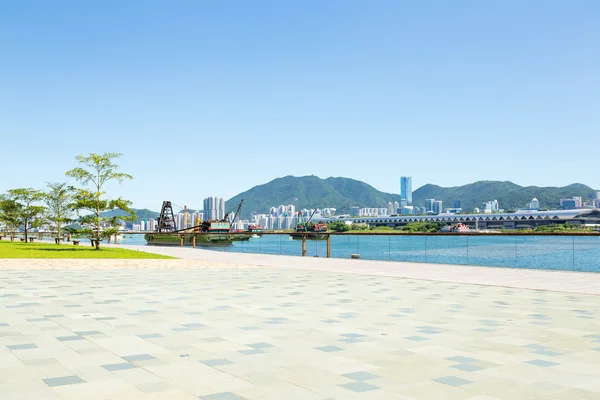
[482,200,499,213]
[388,202,394,215]
[433,201,443,215]
[596,191,600,200]
[400,177,412,204]
[560,199,577,210]
[529,198,540,210]
[425,199,435,213]
[573,197,582,208]
[394,201,400,213]
[203,196,226,221]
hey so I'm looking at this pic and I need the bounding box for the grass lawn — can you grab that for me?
[0,240,174,259]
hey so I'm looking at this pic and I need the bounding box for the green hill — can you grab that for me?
[225,176,598,217]
[413,181,597,212]
[226,175,401,218]
[100,208,159,223]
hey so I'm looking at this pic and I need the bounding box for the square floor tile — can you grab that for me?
[76,330,102,336]
[123,354,156,362]
[343,371,379,381]
[404,336,429,341]
[315,345,344,352]
[339,382,380,392]
[526,359,558,367]
[56,336,83,342]
[434,376,472,386]
[447,356,476,363]
[7,343,37,350]
[43,375,85,387]
[200,392,245,400]
[201,359,234,367]
[247,342,274,349]
[238,349,265,355]
[451,364,483,372]
[102,362,138,371]
[137,333,163,339]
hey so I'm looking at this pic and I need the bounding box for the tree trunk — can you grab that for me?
[96,210,101,250]
[24,218,28,243]
[57,226,61,245]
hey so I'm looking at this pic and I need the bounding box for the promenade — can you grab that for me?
[1,247,599,399]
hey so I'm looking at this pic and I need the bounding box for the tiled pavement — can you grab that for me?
[1,258,600,399]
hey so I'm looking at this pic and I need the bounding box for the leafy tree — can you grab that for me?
[398,221,445,233]
[349,223,369,231]
[44,182,76,244]
[327,221,350,232]
[66,153,135,250]
[0,188,45,242]
[0,198,21,240]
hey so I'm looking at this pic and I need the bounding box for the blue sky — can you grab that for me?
[1,1,598,210]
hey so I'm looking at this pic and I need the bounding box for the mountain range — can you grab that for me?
[225,176,598,218]
[102,176,598,222]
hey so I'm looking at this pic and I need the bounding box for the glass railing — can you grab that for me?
[209,233,600,273]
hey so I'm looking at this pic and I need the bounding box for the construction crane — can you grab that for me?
[225,199,244,231]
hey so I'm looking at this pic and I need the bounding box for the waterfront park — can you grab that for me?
[0,152,599,399]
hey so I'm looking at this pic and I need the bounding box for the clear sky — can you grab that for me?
[1,0,598,210]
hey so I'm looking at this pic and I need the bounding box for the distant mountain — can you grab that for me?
[413,181,597,212]
[224,176,597,218]
[100,208,159,223]
[226,175,401,218]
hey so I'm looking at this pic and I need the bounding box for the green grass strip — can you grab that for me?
[0,240,174,259]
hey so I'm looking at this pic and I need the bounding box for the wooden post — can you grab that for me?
[302,235,307,256]
[192,235,196,248]
[326,234,331,258]
[180,235,184,247]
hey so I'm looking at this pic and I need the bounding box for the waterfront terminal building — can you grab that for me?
[319,209,600,230]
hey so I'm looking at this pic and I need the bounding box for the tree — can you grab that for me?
[327,221,350,232]
[66,153,135,250]
[44,182,76,244]
[0,188,45,242]
[0,198,21,240]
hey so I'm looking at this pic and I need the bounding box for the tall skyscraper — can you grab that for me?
[433,200,443,215]
[425,199,435,213]
[400,177,412,204]
[203,196,226,221]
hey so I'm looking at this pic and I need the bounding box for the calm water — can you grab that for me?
[120,234,600,273]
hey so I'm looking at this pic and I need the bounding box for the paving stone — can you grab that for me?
[433,376,473,386]
[339,381,380,392]
[342,371,379,381]
[102,362,138,371]
[200,359,233,367]
[43,375,85,387]
[7,343,37,350]
[526,359,559,367]
[123,354,156,362]
[315,345,344,352]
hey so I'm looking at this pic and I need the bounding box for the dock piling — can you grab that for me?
[302,235,307,256]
